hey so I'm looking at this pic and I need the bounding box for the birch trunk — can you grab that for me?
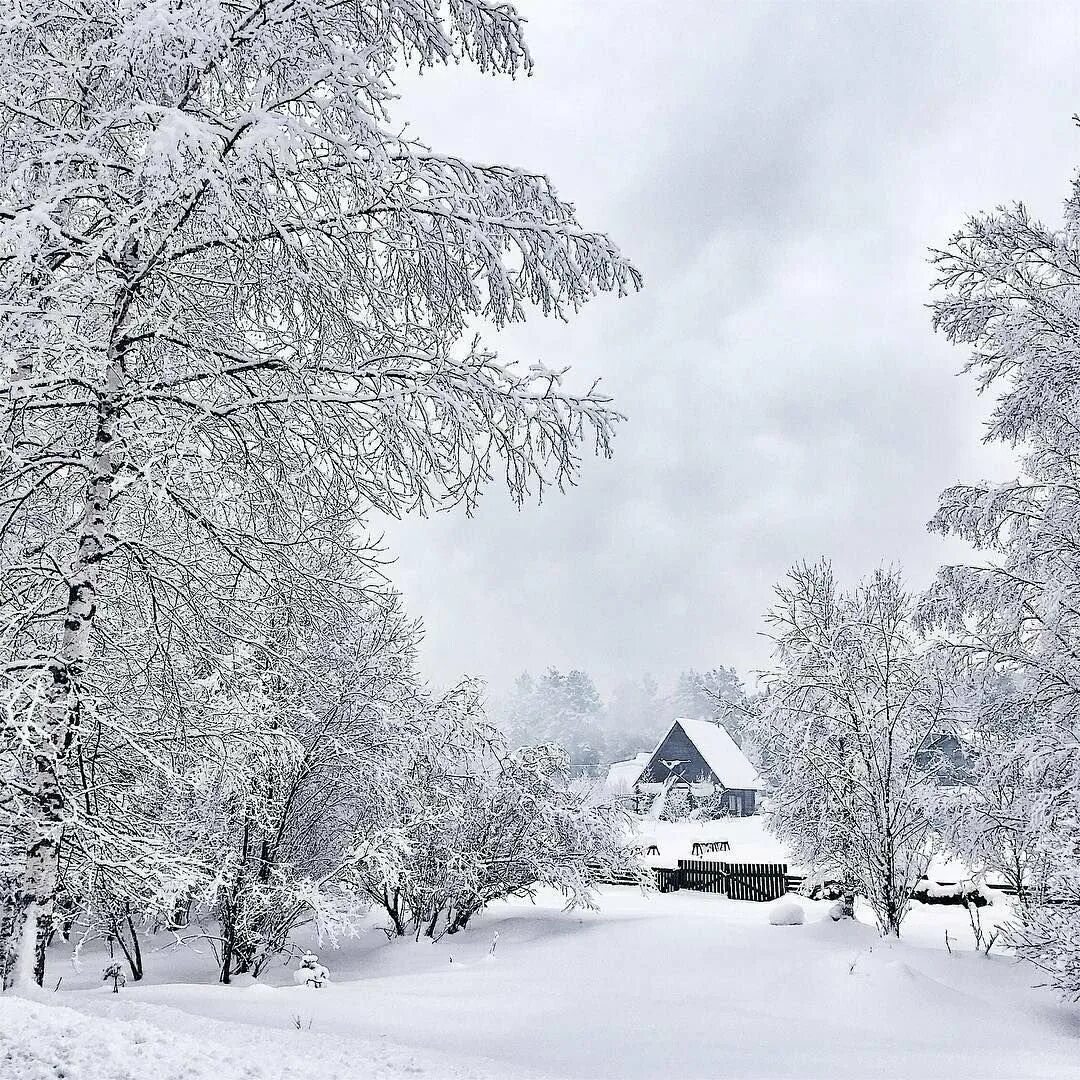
[6,348,123,989]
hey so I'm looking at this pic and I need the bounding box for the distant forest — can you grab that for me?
[490,668,749,765]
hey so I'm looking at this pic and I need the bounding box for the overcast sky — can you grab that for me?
[378,0,1080,696]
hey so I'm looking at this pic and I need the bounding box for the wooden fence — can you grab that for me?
[702,861,789,902]
[678,858,728,894]
[607,860,792,901]
[593,860,1080,906]
[598,861,1078,906]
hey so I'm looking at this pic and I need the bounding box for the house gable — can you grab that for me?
[640,721,716,787]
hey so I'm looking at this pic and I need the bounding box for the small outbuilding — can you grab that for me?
[636,717,761,816]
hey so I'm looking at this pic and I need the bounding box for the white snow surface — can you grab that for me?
[6,886,1079,1079]
[665,717,761,789]
[0,990,520,1080]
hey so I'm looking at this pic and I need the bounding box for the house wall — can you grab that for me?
[721,789,757,817]
[915,734,972,787]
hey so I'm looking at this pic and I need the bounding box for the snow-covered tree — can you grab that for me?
[929,670,1052,908]
[0,0,639,986]
[750,561,946,936]
[673,668,744,719]
[677,667,750,746]
[917,171,1080,996]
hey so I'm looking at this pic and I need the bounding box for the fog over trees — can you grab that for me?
[492,665,749,764]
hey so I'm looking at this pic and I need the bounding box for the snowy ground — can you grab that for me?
[4,884,1079,1079]
[633,815,791,867]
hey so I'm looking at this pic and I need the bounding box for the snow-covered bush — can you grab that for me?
[659,786,692,823]
[798,877,845,902]
[292,953,330,989]
[348,683,643,939]
[768,901,805,926]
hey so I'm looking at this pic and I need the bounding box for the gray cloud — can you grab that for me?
[378,0,1080,693]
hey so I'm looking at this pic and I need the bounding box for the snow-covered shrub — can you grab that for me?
[659,786,692,823]
[348,683,644,939]
[292,952,329,989]
[768,901,805,926]
[798,878,845,902]
[687,789,730,821]
[828,897,855,922]
[1005,900,1080,998]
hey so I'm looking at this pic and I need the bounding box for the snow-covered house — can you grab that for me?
[636,718,761,816]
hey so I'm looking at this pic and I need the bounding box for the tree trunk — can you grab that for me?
[9,360,123,989]
[220,920,235,985]
[166,894,191,931]
[111,913,144,982]
[424,909,441,939]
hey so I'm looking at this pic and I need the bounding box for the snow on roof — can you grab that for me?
[665,717,761,790]
[604,757,647,793]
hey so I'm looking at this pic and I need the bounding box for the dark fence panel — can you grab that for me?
[674,860,790,902]
[719,861,788,902]
[654,868,680,893]
[592,860,793,901]
[677,858,726,893]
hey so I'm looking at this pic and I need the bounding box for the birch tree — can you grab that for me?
[751,562,946,936]
[917,171,1080,996]
[0,0,640,987]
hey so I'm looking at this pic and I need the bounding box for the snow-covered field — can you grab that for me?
[4,885,1079,1080]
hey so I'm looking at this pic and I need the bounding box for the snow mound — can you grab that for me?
[768,900,805,926]
[0,994,517,1080]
